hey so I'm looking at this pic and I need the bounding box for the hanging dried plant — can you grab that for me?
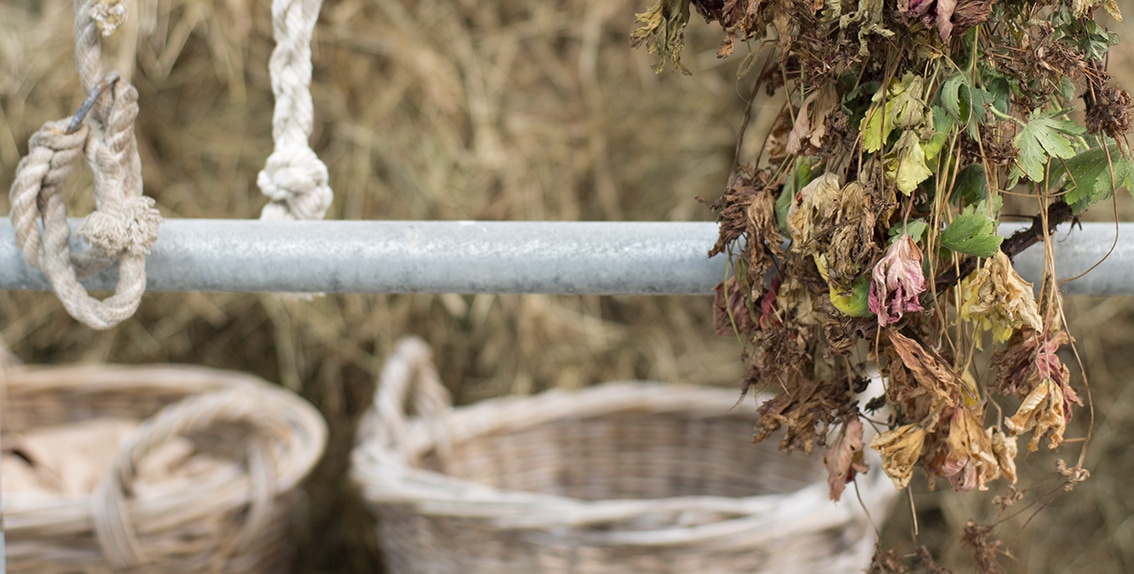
[634,0,1133,568]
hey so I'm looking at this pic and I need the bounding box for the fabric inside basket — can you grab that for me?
[2,418,228,497]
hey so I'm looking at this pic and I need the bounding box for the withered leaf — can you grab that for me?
[1056,459,1091,491]
[758,275,783,329]
[839,0,894,55]
[714,0,765,56]
[753,360,854,455]
[990,328,1071,397]
[870,423,927,489]
[1005,377,1068,452]
[713,276,754,336]
[824,416,868,501]
[787,172,841,252]
[753,378,822,451]
[996,319,1082,452]
[961,521,1007,574]
[786,92,815,157]
[630,0,693,74]
[886,330,961,411]
[959,251,1043,347]
[787,81,841,156]
[1072,0,1123,21]
[989,427,1018,485]
[952,0,995,34]
[703,165,783,288]
[941,405,1001,492]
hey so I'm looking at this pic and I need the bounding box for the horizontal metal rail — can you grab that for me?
[0,219,1130,295]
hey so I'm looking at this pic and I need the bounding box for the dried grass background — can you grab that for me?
[0,0,1133,572]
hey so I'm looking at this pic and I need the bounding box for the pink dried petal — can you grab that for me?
[937,0,957,41]
[869,235,927,326]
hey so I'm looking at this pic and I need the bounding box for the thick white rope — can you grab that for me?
[8,0,161,330]
[257,0,332,221]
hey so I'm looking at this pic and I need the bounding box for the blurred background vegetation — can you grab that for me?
[1,1,1133,572]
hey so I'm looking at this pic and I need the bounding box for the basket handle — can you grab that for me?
[91,386,295,570]
[368,337,453,455]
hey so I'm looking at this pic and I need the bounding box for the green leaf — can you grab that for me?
[890,73,926,129]
[963,87,992,139]
[775,184,793,235]
[940,74,965,120]
[842,79,881,131]
[1080,19,1120,61]
[860,74,928,153]
[986,77,1011,117]
[1058,77,1076,102]
[952,163,988,207]
[842,79,879,102]
[888,219,929,244]
[922,106,954,161]
[1013,108,1086,182]
[937,73,992,139]
[940,198,1004,257]
[1051,144,1134,213]
[887,131,934,195]
[860,100,888,153]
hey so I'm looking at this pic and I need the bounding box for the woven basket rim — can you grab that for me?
[354,379,894,492]
[354,371,896,548]
[1,363,328,535]
[4,363,328,505]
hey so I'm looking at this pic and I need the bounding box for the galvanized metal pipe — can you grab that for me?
[0,220,728,295]
[1005,221,1134,296]
[0,219,1130,295]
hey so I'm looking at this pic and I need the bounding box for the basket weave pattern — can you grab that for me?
[353,338,897,574]
[2,364,327,573]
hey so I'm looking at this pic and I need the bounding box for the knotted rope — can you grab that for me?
[257,0,332,221]
[8,0,161,330]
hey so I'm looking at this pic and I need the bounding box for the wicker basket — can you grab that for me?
[1,364,327,573]
[353,338,898,574]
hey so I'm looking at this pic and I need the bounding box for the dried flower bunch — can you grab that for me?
[634,0,1133,505]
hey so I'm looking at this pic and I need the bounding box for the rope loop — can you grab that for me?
[7,1,160,330]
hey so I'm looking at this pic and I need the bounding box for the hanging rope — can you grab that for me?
[8,0,161,330]
[257,0,332,221]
